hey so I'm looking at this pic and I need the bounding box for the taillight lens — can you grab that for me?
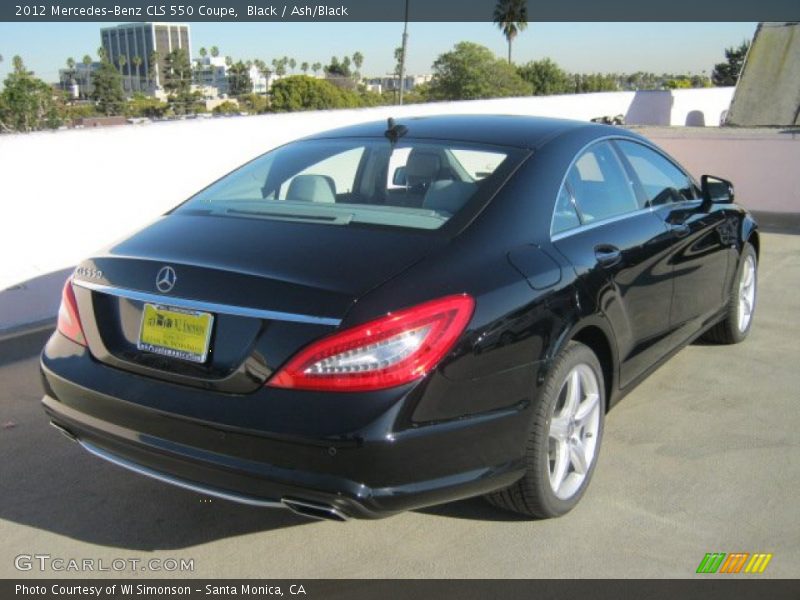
[57,278,86,346]
[268,294,475,392]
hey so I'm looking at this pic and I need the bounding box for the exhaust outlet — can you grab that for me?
[282,498,349,522]
[49,421,78,442]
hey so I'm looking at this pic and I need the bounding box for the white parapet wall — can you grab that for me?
[0,88,735,290]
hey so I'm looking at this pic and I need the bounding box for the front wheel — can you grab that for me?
[703,242,757,344]
[485,341,605,518]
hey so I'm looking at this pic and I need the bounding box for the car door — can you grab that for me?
[551,140,676,388]
[613,140,735,342]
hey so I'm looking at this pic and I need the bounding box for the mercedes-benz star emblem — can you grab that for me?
[155,266,177,293]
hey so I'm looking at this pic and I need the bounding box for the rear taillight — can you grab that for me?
[268,294,475,392]
[57,278,86,346]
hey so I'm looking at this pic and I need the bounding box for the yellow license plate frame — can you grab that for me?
[137,303,214,364]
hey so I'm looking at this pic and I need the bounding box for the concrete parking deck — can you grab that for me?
[0,232,797,579]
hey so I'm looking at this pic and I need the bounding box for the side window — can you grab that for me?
[552,186,581,234]
[386,148,412,189]
[616,140,697,206]
[567,141,639,223]
[448,149,506,180]
[210,154,275,202]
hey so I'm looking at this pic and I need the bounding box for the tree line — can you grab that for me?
[0,39,750,134]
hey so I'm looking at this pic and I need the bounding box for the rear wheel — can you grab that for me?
[485,341,605,518]
[703,243,757,344]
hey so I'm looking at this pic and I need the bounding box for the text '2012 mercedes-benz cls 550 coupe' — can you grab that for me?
[41,115,759,521]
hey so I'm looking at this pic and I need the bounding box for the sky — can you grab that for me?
[0,21,757,83]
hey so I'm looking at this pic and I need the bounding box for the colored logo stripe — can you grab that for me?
[745,553,773,573]
[697,552,773,574]
[719,553,749,573]
[697,553,726,574]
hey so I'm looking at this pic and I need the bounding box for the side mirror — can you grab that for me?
[701,175,734,205]
[392,166,407,186]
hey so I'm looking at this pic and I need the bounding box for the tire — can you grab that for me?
[485,341,605,518]
[703,242,757,345]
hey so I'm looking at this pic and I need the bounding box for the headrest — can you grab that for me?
[286,174,336,203]
[423,180,477,216]
[406,149,441,181]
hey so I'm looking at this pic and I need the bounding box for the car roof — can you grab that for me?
[302,114,632,149]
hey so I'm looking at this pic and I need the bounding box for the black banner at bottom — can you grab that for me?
[4,579,800,600]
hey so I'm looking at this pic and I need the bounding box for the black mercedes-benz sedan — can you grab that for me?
[41,115,759,521]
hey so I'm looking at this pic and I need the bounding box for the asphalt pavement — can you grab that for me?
[0,233,798,579]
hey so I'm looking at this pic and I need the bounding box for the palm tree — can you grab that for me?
[289,58,296,73]
[199,47,207,59]
[312,62,321,76]
[225,56,233,67]
[254,59,271,97]
[301,61,309,74]
[397,0,409,105]
[352,51,364,81]
[149,50,160,90]
[493,0,528,64]
[272,58,286,77]
[132,55,142,91]
[65,57,76,97]
[82,55,92,98]
[210,46,220,58]
[116,55,127,93]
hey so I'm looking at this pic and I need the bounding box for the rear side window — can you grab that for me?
[552,186,581,234]
[178,138,523,231]
[615,140,697,206]
[566,141,639,223]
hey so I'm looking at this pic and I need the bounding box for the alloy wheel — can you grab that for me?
[737,255,756,332]
[547,364,602,500]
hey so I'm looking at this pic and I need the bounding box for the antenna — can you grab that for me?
[384,118,408,143]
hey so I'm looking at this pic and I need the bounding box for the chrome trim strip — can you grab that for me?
[550,199,703,242]
[78,439,286,509]
[550,206,657,241]
[73,280,342,327]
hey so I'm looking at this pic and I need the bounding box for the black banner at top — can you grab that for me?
[2,0,799,22]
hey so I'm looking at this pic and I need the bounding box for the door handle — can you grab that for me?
[669,222,690,237]
[594,244,622,268]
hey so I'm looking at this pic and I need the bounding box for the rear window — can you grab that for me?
[176,138,523,231]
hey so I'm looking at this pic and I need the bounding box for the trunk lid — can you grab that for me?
[72,214,446,392]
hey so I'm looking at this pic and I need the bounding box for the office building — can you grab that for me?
[101,23,191,93]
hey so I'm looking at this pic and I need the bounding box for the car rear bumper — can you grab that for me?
[43,391,527,519]
[40,336,532,520]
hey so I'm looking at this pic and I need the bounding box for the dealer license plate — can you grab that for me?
[137,303,214,364]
